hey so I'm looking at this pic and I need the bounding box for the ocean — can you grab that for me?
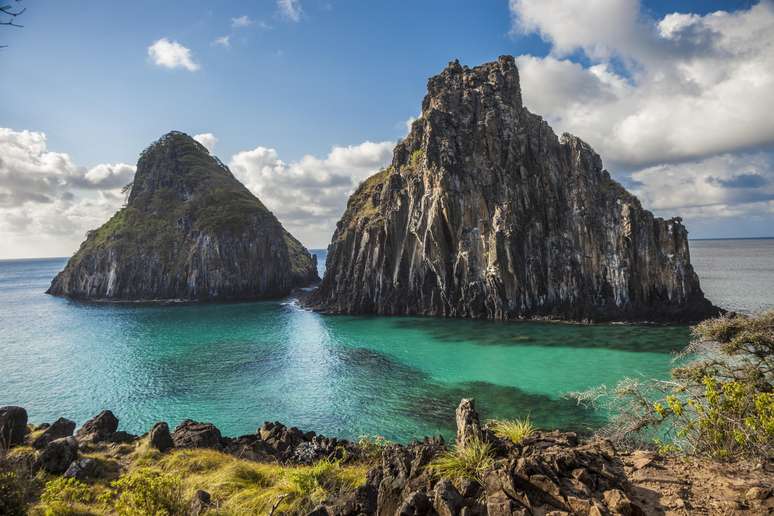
[0,238,771,441]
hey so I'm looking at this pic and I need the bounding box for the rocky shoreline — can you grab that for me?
[2,401,771,515]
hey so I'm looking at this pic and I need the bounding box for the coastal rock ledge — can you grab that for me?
[308,56,718,322]
[47,131,318,301]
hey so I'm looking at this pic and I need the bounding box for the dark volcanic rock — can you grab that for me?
[455,398,482,448]
[172,420,223,449]
[148,421,174,452]
[0,406,27,448]
[32,417,76,449]
[64,458,99,480]
[47,131,318,301]
[76,410,118,443]
[38,436,79,474]
[189,489,212,515]
[308,56,718,322]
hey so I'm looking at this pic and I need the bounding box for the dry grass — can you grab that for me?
[488,417,535,444]
[27,441,370,515]
[428,438,494,485]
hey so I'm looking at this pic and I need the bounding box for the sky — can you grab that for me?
[1,0,773,259]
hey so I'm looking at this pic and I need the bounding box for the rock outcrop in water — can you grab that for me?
[48,131,318,301]
[308,56,718,322]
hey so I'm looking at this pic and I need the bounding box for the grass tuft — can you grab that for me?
[428,438,494,484]
[488,417,535,444]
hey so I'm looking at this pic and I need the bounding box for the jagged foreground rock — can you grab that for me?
[48,131,318,301]
[4,404,772,514]
[309,56,718,322]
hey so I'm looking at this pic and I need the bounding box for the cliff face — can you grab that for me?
[48,131,318,301]
[309,56,718,322]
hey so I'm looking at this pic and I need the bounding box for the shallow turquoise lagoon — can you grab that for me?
[0,256,695,442]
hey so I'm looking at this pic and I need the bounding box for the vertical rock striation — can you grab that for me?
[48,131,318,301]
[308,56,718,322]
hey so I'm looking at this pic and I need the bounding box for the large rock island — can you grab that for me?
[308,56,718,322]
[48,131,318,301]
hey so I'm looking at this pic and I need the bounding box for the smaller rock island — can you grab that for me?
[47,131,318,301]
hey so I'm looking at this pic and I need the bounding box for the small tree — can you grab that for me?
[569,311,773,459]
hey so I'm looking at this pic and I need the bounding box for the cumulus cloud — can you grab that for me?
[631,152,774,216]
[0,128,133,258]
[229,140,394,247]
[231,15,254,28]
[277,0,302,22]
[0,126,393,256]
[147,38,200,71]
[193,133,218,153]
[510,0,774,167]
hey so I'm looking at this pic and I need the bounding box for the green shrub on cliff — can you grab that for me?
[110,468,186,516]
[38,477,96,516]
[0,471,26,516]
[570,311,773,459]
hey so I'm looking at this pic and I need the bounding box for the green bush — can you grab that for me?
[110,467,186,516]
[356,435,392,461]
[570,311,773,459]
[428,438,494,484]
[0,471,26,516]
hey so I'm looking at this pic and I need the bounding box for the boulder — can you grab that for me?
[604,488,633,515]
[38,436,78,474]
[189,489,212,515]
[396,491,431,515]
[64,458,99,480]
[149,421,174,452]
[107,430,137,443]
[455,398,482,448]
[172,420,222,449]
[0,406,27,448]
[76,410,118,442]
[433,479,464,516]
[32,417,76,449]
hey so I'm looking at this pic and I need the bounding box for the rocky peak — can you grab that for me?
[308,56,718,322]
[422,55,522,115]
[128,131,229,206]
[394,55,526,180]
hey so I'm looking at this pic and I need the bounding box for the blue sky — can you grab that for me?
[1,0,773,258]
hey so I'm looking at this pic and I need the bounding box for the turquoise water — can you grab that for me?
[1,240,771,442]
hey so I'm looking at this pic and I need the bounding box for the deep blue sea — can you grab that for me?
[0,239,771,441]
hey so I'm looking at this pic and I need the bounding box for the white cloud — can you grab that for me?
[277,0,302,22]
[231,15,254,28]
[0,128,133,258]
[193,133,218,153]
[0,126,392,256]
[229,140,394,247]
[631,152,774,216]
[212,35,230,48]
[510,1,774,167]
[80,163,135,189]
[147,38,200,72]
